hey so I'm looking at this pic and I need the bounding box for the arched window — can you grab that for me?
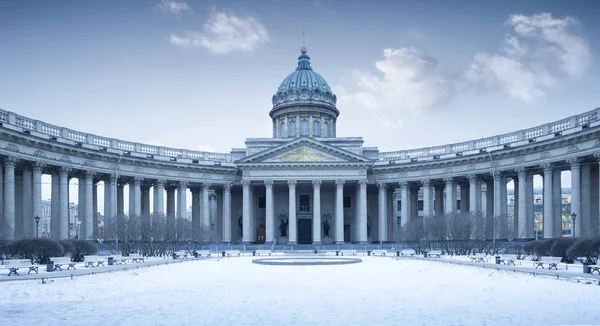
[300,120,309,136]
[279,121,285,138]
[313,120,320,137]
[289,120,296,137]
[323,121,330,137]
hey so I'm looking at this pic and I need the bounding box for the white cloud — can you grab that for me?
[337,48,451,113]
[156,0,191,14]
[170,9,268,54]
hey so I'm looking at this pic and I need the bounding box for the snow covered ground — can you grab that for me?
[0,256,598,326]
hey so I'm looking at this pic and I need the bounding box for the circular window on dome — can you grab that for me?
[301,90,308,98]
[325,92,331,100]
[288,90,295,98]
[313,91,320,99]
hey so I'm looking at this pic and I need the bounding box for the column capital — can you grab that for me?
[312,179,322,187]
[32,161,46,172]
[540,163,554,173]
[179,181,189,188]
[594,151,600,161]
[133,177,143,185]
[420,179,430,187]
[59,167,72,177]
[377,182,387,190]
[209,193,218,200]
[241,179,251,186]
[358,179,367,186]
[443,177,454,183]
[190,187,201,195]
[2,156,18,167]
[466,174,478,183]
[202,182,211,190]
[335,179,345,187]
[567,156,581,168]
[223,183,232,191]
[156,179,166,186]
[287,179,297,187]
[515,167,527,176]
[84,170,96,179]
[399,181,409,188]
[490,170,501,179]
[264,180,274,187]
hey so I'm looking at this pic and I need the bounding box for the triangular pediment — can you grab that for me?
[236,138,373,165]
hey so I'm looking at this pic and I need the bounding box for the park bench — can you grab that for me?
[173,251,190,259]
[225,250,241,257]
[371,250,388,256]
[469,253,488,262]
[587,266,600,274]
[83,255,106,267]
[534,256,562,270]
[50,257,76,271]
[196,250,211,257]
[255,250,272,256]
[340,250,357,256]
[400,249,416,257]
[109,256,128,265]
[426,250,442,258]
[499,255,517,266]
[2,259,39,276]
[129,254,145,263]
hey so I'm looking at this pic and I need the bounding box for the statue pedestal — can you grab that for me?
[278,236,288,245]
[322,236,334,244]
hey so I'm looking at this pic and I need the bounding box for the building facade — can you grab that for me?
[0,48,599,244]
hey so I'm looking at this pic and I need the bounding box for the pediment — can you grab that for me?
[236,138,373,165]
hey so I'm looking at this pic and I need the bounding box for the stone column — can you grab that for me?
[242,180,251,243]
[32,162,44,237]
[78,174,86,238]
[525,173,534,239]
[378,183,387,242]
[444,177,455,215]
[21,165,33,238]
[459,182,468,213]
[3,157,16,238]
[132,177,142,217]
[581,164,591,237]
[422,180,432,217]
[202,183,211,228]
[59,167,70,239]
[517,168,528,239]
[288,180,297,244]
[222,184,232,242]
[552,168,562,237]
[335,180,345,244]
[93,181,98,239]
[117,183,125,217]
[155,179,165,216]
[312,180,322,244]
[177,181,188,219]
[166,186,176,219]
[210,192,218,232]
[358,179,367,243]
[467,174,480,214]
[568,157,581,237]
[434,184,444,216]
[141,184,152,216]
[400,182,409,225]
[493,172,502,219]
[104,177,112,222]
[409,185,418,221]
[191,188,200,238]
[84,171,94,240]
[542,164,554,238]
[265,180,274,243]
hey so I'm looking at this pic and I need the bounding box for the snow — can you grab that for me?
[0,256,598,325]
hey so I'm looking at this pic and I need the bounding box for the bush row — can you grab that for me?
[522,237,600,264]
[0,238,97,264]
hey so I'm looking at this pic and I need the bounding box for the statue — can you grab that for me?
[323,220,330,237]
[238,216,243,237]
[279,219,289,237]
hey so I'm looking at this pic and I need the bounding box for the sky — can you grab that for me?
[1,0,599,211]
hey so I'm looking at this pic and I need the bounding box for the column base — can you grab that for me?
[288,241,297,245]
[335,241,345,244]
[357,241,369,244]
[312,241,321,245]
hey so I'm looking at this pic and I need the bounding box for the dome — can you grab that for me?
[271,48,337,110]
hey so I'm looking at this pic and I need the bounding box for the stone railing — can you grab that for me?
[378,107,600,162]
[0,109,233,162]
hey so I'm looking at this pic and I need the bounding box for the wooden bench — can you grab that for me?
[427,250,442,258]
[2,259,39,276]
[340,250,357,256]
[196,250,211,257]
[50,257,76,271]
[499,255,516,266]
[588,266,600,274]
[371,250,388,256]
[534,256,562,270]
[110,256,128,265]
[401,249,416,257]
[83,256,106,267]
[469,253,488,263]
[173,251,189,259]
[129,254,145,263]
[255,250,272,256]
[225,250,241,257]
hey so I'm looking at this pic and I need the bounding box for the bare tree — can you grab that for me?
[396,219,428,254]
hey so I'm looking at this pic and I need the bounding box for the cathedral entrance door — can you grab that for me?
[256,225,265,244]
[297,219,312,244]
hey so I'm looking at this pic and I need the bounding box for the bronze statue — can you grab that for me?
[279,218,289,237]
[323,220,330,237]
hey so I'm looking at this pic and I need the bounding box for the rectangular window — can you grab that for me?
[397,200,401,211]
[289,121,296,136]
[418,200,423,211]
[279,123,285,138]
[344,196,351,208]
[300,120,309,136]
[323,122,329,137]
[313,121,320,136]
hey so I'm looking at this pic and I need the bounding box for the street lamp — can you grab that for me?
[34,215,40,238]
[571,212,577,237]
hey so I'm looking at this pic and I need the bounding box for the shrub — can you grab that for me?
[59,240,75,257]
[69,240,97,262]
[566,238,600,265]
[0,240,11,260]
[550,237,578,263]
[536,238,557,256]
[502,244,525,259]
[523,240,539,258]
[7,238,64,264]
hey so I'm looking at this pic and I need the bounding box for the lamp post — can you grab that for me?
[34,215,40,238]
[571,212,577,237]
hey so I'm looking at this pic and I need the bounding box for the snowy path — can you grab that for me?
[0,257,598,326]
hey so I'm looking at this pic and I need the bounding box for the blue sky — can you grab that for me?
[1,0,598,206]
